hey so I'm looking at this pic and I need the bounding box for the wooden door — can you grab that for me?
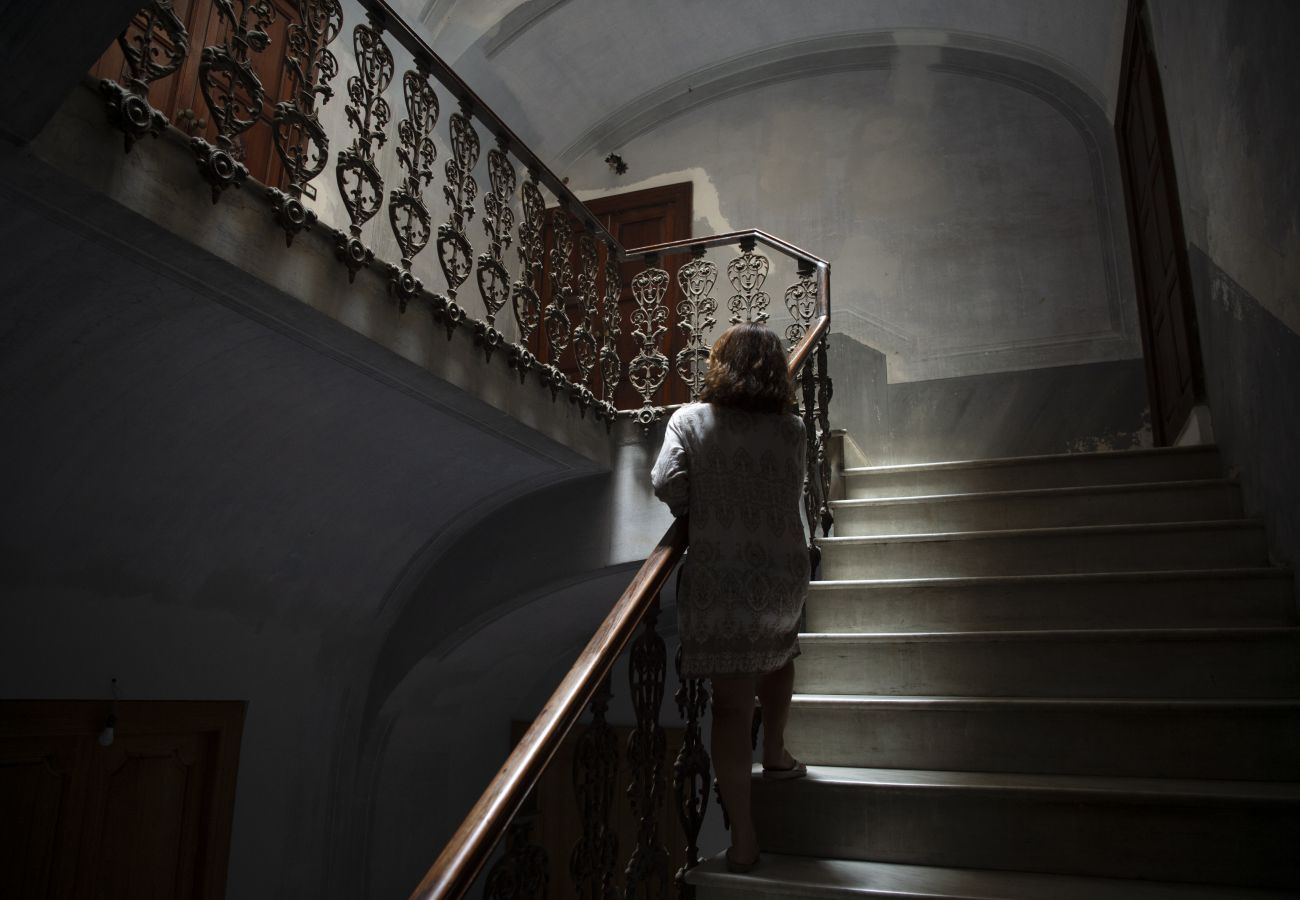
[535,183,693,409]
[0,701,245,900]
[1116,0,1205,444]
[591,183,694,409]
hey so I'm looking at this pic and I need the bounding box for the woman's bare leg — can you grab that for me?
[756,659,796,769]
[711,675,759,862]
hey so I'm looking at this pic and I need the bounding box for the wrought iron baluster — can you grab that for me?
[192,0,276,203]
[475,141,517,360]
[725,237,770,325]
[625,595,670,900]
[628,260,670,430]
[599,244,623,415]
[671,644,710,900]
[432,101,479,338]
[783,261,819,351]
[571,677,618,900]
[267,0,342,246]
[675,251,717,402]
[542,209,576,401]
[101,0,190,152]
[483,815,548,900]
[800,354,820,563]
[570,231,601,415]
[509,170,545,383]
[815,335,835,539]
[332,17,393,281]
[384,66,439,310]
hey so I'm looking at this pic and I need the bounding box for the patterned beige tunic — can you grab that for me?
[651,402,809,678]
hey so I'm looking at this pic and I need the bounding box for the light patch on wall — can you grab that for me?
[571,167,736,236]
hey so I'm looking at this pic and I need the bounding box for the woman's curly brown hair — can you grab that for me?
[698,322,794,414]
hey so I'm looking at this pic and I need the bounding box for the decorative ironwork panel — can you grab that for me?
[431,103,479,337]
[628,265,670,429]
[333,18,393,281]
[570,677,618,900]
[783,262,819,350]
[474,142,517,360]
[101,0,190,152]
[624,595,670,900]
[671,643,710,900]
[385,67,439,309]
[192,0,276,203]
[543,210,576,395]
[599,245,623,409]
[484,817,548,900]
[571,231,601,410]
[267,0,342,246]
[508,172,545,382]
[725,241,770,325]
[674,255,717,401]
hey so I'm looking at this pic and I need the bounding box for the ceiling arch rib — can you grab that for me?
[555,29,1109,167]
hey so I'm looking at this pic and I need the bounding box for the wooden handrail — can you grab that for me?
[623,229,831,269]
[409,314,831,900]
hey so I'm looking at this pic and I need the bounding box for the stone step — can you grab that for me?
[751,766,1300,889]
[805,569,1297,633]
[793,627,1300,698]
[818,521,1268,580]
[785,695,1300,780]
[689,852,1299,900]
[830,479,1241,536]
[843,446,1223,500]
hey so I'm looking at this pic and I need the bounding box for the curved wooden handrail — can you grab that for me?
[409,314,830,900]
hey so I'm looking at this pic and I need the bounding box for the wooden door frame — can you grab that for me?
[1115,0,1207,445]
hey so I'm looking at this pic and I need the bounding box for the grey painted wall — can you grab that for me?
[1147,0,1300,567]
[0,139,676,898]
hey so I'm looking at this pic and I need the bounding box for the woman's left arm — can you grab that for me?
[651,413,690,517]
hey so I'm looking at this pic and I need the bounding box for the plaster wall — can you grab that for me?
[0,134,677,899]
[1146,0,1300,567]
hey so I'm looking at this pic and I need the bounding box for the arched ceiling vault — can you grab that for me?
[391,0,1129,162]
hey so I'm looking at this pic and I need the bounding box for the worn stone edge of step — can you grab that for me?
[791,694,1300,711]
[842,444,1220,478]
[807,568,1293,591]
[818,519,1262,546]
[754,765,1300,804]
[795,625,1300,644]
[687,851,1298,899]
[829,478,1237,509]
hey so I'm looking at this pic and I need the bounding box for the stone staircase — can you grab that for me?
[689,444,1300,899]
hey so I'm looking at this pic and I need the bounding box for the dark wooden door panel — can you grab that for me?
[0,701,243,900]
[1116,0,1204,444]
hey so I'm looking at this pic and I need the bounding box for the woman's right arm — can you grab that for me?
[650,412,690,517]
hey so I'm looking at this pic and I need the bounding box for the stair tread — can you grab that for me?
[792,694,1300,709]
[808,568,1293,589]
[829,478,1236,508]
[754,765,1300,802]
[797,625,1300,643]
[819,519,1261,545]
[843,445,1218,477]
[689,852,1296,899]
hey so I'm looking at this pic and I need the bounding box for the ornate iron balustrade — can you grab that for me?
[94,4,834,898]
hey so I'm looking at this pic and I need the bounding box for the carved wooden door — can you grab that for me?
[1116,1,1206,444]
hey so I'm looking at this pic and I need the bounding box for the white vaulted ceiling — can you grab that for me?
[392,0,1130,162]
